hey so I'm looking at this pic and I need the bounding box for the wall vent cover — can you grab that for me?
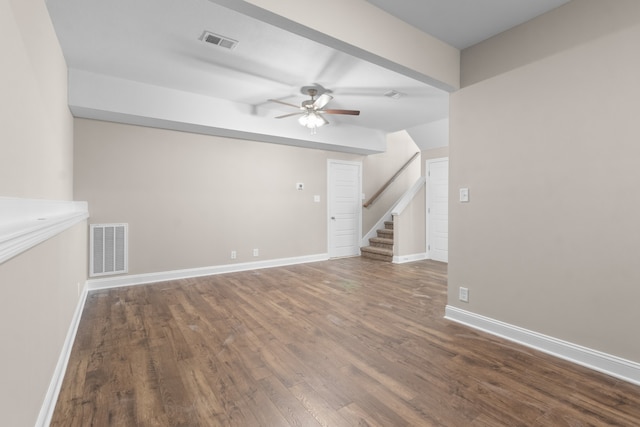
[384,90,403,99]
[90,223,128,277]
[201,31,238,50]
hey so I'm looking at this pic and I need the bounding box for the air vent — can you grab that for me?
[384,90,403,99]
[201,31,238,50]
[90,223,128,277]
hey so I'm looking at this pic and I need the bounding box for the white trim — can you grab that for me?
[392,252,428,264]
[88,253,329,290]
[391,176,426,216]
[36,283,89,427]
[445,306,640,387]
[0,197,89,265]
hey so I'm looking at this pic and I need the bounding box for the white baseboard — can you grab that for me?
[36,283,89,427]
[88,253,330,290]
[445,305,640,387]
[393,252,428,264]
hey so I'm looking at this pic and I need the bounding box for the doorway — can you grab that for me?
[327,160,362,258]
[427,158,448,262]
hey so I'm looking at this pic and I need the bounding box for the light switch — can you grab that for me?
[314,195,320,202]
[459,188,469,202]
[296,182,304,190]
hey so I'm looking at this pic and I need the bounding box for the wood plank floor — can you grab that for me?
[52,258,640,426]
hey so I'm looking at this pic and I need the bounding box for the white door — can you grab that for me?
[427,158,448,262]
[328,160,362,258]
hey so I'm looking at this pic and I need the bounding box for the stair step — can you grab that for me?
[361,245,393,262]
[384,221,394,230]
[377,228,393,239]
[369,237,393,249]
[361,246,392,256]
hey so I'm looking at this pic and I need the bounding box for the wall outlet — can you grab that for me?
[253,248,259,257]
[459,287,469,302]
[231,250,237,259]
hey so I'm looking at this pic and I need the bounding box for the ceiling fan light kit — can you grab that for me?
[298,111,327,133]
[268,85,360,134]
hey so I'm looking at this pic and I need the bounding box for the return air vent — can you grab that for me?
[90,223,128,277]
[201,31,238,50]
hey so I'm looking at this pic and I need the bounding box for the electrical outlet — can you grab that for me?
[253,248,259,257]
[231,250,237,259]
[459,287,469,303]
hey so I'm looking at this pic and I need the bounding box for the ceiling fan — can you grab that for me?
[268,86,360,133]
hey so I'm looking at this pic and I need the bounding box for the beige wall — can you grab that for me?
[394,189,426,258]
[0,0,87,425]
[74,119,350,273]
[362,131,421,234]
[450,1,640,362]
[421,146,449,176]
[0,224,87,426]
[75,119,418,275]
[460,0,640,88]
[1,0,73,199]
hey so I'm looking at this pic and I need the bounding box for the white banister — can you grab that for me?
[391,176,426,216]
[361,176,426,246]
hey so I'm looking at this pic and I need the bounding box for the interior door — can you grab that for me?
[427,158,449,262]
[328,160,362,258]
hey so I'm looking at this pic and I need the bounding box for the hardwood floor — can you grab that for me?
[52,258,640,426]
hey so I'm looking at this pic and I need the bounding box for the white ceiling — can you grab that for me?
[46,0,570,154]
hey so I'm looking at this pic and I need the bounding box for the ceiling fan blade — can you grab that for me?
[323,109,360,116]
[275,112,304,119]
[319,113,330,126]
[313,93,333,109]
[268,99,302,109]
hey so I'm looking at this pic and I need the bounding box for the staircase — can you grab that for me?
[361,220,394,262]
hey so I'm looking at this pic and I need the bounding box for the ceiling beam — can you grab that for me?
[68,69,387,155]
[209,0,460,92]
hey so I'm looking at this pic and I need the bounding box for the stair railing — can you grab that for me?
[361,176,426,247]
[363,152,420,208]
